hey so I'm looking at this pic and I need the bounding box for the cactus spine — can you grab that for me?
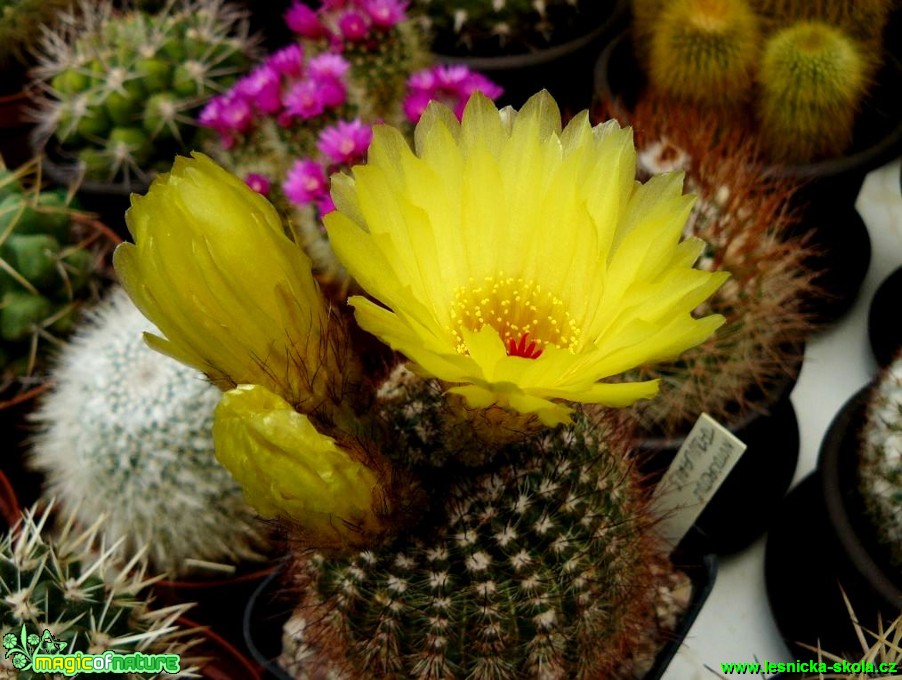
[603,98,816,437]
[28,288,269,578]
[858,352,902,570]
[756,20,869,164]
[648,0,761,108]
[280,410,666,679]
[1,504,200,677]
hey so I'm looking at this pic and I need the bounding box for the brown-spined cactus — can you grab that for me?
[279,410,672,680]
[599,96,817,438]
[749,0,892,50]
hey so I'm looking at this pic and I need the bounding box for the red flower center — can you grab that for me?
[507,332,543,359]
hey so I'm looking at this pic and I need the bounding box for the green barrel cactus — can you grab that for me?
[858,352,902,571]
[648,0,761,109]
[1,504,200,678]
[0,161,108,395]
[28,287,269,578]
[280,407,666,679]
[29,0,257,184]
[756,20,869,164]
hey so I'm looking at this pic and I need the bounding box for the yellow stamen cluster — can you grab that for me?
[448,274,582,357]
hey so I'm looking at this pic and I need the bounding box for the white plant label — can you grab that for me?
[649,413,748,551]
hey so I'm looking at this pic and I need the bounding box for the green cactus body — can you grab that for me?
[281,410,664,679]
[1,506,200,678]
[30,0,256,183]
[28,288,268,578]
[757,20,869,164]
[0,162,104,386]
[858,353,902,571]
[648,0,761,108]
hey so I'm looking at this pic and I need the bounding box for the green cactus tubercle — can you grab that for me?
[1,505,200,679]
[31,0,256,183]
[285,411,664,679]
[756,20,869,163]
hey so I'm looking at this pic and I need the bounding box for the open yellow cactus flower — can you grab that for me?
[325,91,729,426]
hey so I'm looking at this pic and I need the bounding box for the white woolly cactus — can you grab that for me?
[1,504,200,678]
[859,352,902,569]
[28,287,268,578]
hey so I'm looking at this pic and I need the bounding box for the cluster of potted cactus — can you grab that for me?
[628,0,895,164]
[1,1,898,677]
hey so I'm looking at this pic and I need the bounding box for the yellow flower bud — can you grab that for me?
[114,152,349,412]
[213,383,386,549]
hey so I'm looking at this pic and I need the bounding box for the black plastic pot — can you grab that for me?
[789,203,872,326]
[152,561,279,665]
[435,0,627,113]
[765,386,902,662]
[868,265,902,368]
[637,393,800,557]
[244,553,718,680]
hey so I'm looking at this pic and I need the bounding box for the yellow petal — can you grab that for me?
[213,384,383,546]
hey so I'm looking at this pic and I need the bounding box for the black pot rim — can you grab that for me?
[818,383,902,610]
[435,0,627,71]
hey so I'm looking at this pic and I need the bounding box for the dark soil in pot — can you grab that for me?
[765,387,902,662]
[434,0,627,112]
